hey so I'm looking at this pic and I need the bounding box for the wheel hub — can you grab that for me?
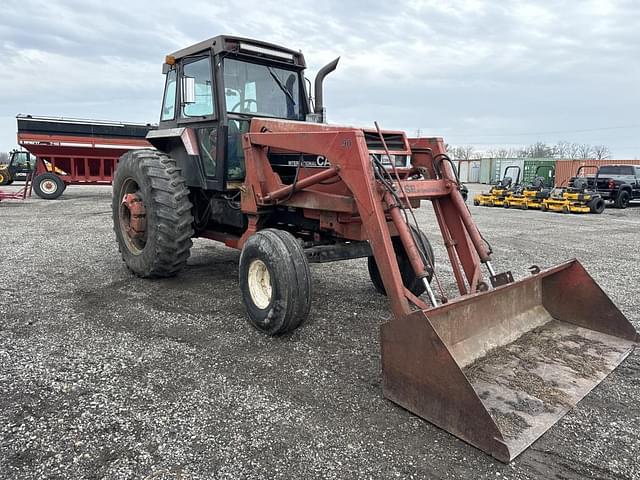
[41,180,57,194]
[248,259,272,309]
[121,193,147,240]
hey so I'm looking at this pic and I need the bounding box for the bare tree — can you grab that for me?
[487,148,511,159]
[566,143,581,160]
[553,141,571,159]
[592,145,611,160]
[448,145,477,161]
[577,143,594,160]
[0,152,8,164]
[523,142,554,158]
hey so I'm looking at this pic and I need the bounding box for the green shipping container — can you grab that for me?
[523,159,556,187]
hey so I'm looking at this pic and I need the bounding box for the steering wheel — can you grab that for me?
[231,98,258,113]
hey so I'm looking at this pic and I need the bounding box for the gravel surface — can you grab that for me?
[1,183,638,480]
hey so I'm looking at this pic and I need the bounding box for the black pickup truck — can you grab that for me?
[592,165,640,208]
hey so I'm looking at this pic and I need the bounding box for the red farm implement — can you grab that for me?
[0,177,31,202]
[16,115,153,199]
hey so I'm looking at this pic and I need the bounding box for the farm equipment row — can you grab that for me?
[473,165,606,214]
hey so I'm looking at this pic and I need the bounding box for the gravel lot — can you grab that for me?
[1,183,638,480]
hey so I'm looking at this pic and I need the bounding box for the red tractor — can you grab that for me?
[112,36,637,462]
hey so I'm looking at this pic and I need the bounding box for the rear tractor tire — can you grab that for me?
[33,173,65,200]
[239,229,312,336]
[112,149,194,278]
[368,226,434,298]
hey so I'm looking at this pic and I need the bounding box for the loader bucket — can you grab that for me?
[381,259,638,462]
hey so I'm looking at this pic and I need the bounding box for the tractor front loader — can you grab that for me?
[112,35,638,462]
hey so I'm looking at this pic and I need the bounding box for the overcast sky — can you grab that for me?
[1,0,639,157]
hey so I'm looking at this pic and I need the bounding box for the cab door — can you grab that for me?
[10,152,34,180]
[176,54,226,191]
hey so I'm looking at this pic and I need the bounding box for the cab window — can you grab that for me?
[182,57,215,117]
[224,58,301,120]
[13,152,33,169]
[161,69,177,121]
[599,166,633,175]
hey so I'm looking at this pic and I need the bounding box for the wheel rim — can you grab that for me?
[40,179,58,194]
[118,178,147,254]
[248,259,272,309]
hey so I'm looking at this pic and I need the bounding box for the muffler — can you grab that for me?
[381,259,637,462]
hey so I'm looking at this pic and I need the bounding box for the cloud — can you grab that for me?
[1,0,639,157]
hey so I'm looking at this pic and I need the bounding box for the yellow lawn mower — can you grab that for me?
[473,165,521,207]
[542,166,605,214]
[504,166,554,210]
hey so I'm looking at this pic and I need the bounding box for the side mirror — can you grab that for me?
[181,76,196,104]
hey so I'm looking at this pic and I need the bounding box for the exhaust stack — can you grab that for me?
[313,57,340,123]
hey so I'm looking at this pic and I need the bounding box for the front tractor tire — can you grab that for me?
[239,229,312,336]
[112,149,194,278]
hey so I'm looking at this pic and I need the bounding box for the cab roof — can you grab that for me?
[168,35,306,67]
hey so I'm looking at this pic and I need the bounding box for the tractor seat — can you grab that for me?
[498,176,512,188]
[531,176,545,189]
[572,177,588,191]
[535,191,551,199]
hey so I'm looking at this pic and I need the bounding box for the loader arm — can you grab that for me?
[241,120,491,308]
[241,118,638,462]
[242,126,415,317]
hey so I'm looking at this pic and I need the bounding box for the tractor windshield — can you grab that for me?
[223,58,302,120]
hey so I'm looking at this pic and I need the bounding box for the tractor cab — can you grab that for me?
[0,150,36,185]
[146,36,334,192]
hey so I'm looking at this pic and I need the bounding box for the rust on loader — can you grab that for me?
[112,35,638,463]
[382,260,637,462]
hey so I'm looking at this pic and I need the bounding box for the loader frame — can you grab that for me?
[237,119,491,306]
[196,118,636,461]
